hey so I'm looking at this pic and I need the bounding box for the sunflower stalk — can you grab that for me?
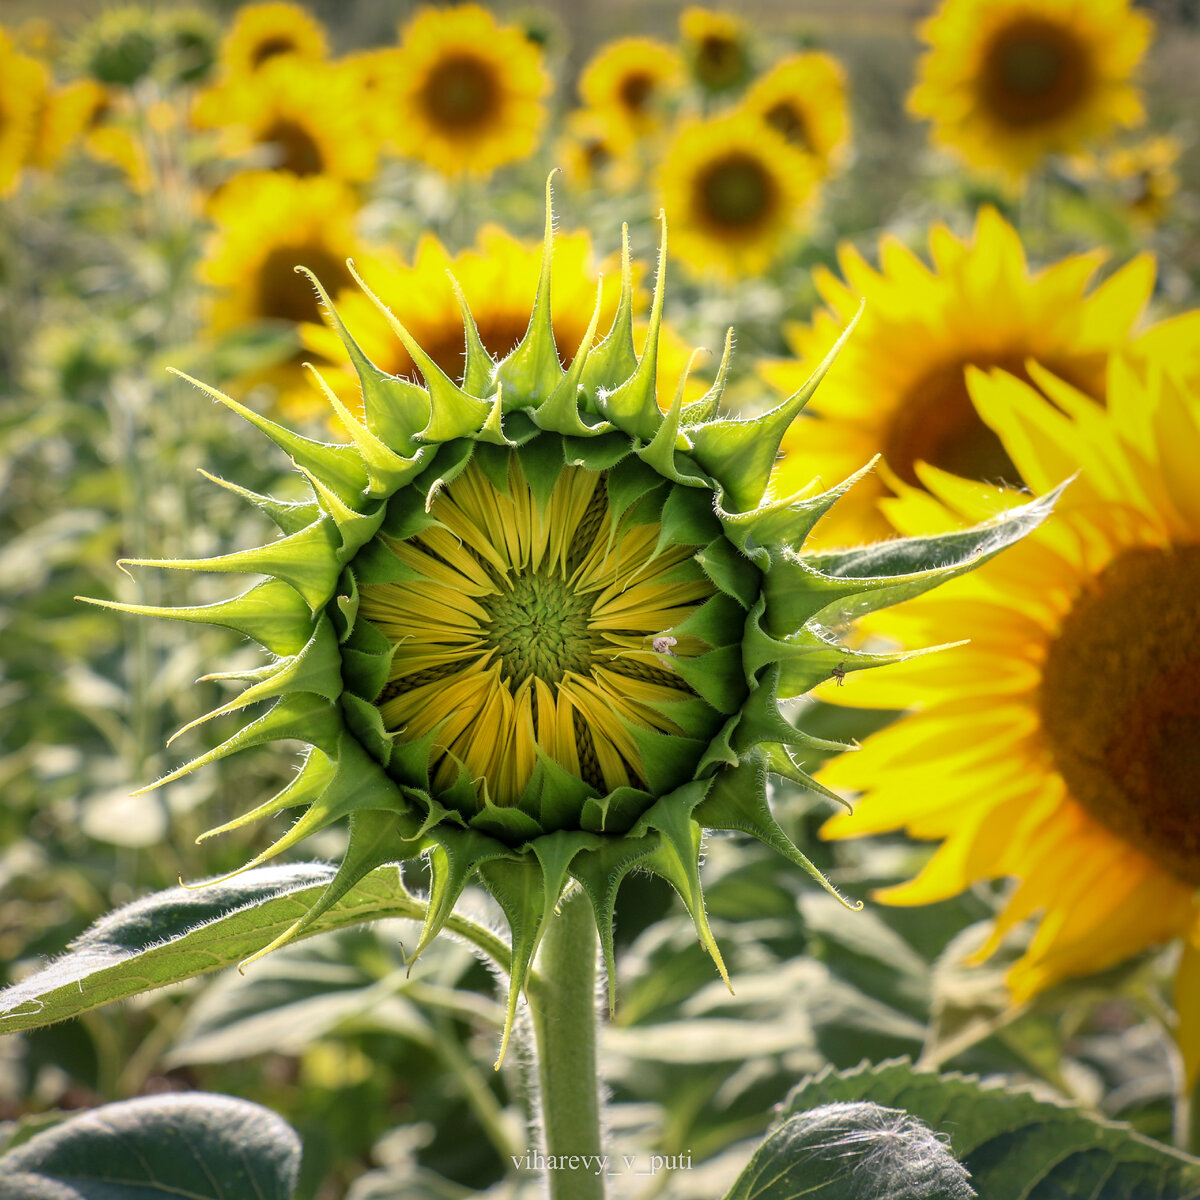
[528,887,607,1200]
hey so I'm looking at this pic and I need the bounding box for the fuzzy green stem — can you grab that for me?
[528,888,606,1200]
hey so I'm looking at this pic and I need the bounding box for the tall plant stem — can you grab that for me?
[528,887,606,1200]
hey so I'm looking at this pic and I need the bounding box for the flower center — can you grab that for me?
[981,18,1091,126]
[250,36,298,68]
[696,153,774,232]
[764,100,812,151]
[1040,544,1200,884]
[257,243,350,325]
[883,355,1102,487]
[423,54,496,130]
[358,457,717,807]
[696,34,744,90]
[260,117,325,175]
[618,70,655,114]
[481,569,598,685]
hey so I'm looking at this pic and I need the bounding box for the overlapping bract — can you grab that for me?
[91,192,1058,1060]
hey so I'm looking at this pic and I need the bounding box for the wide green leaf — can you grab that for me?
[0,863,445,1036]
[782,1058,1200,1200]
[723,1101,974,1200]
[0,1093,300,1200]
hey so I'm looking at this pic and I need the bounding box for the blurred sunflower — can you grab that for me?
[300,225,623,410]
[27,78,103,172]
[555,108,638,193]
[337,47,405,148]
[764,208,1156,546]
[744,52,851,178]
[909,0,1154,183]
[201,171,362,404]
[0,32,47,194]
[1101,135,1182,224]
[193,56,377,182]
[679,7,752,95]
[579,37,684,138]
[389,4,549,178]
[819,358,1200,1080]
[658,112,819,278]
[216,2,326,77]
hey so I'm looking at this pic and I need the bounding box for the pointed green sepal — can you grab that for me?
[297,265,431,450]
[689,306,862,513]
[79,577,314,657]
[695,757,861,910]
[238,806,416,972]
[168,368,370,506]
[597,214,667,442]
[495,176,565,408]
[120,517,343,612]
[170,616,343,745]
[196,746,337,843]
[577,224,638,412]
[196,469,318,536]
[636,785,731,989]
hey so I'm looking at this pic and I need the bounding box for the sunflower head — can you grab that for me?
[680,7,753,95]
[388,3,549,178]
[909,0,1154,183]
[217,2,327,77]
[744,52,852,178]
[579,38,684,138]
[73,7,161,89]
[659,112,820,278]
[93,186,1058,1062]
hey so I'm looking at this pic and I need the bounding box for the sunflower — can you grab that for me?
[192,56,377,183]
[201,171,362,405]
[388,4,549,178]
[555,107,638,193]
[0,33,48,195]
[337,47,406,149]
[28,78,104,173]
[909,0,1154,183]
[579,38,684,138]
[819,357,1200,1080]
[658,111,820,279]
[216,2,326,78]
[679,7,752,95]
[743,52,852,178]
[1100,135,1182,224]
[765,207,1158,547]
[300,224,625,416]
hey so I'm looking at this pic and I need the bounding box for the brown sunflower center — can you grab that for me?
[764,100,811,151]
[981,18,1091,126]
[883,356,1101,487]
[696,34,745,90]
[423,54,497,130]
[1040,544,1200,885]
[696,152,775,232]
[260,117,324,175]
[257,244,350,325]
[250,36,298,68]
[618,71,655,114]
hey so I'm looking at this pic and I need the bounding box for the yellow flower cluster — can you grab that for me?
[564,7,854,278]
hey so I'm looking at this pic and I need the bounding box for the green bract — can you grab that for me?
[90,187,1058,1061]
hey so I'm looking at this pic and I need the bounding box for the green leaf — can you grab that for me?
[166,927,491,1067]
[723,1101,975,1200]
[0,1093,300,1200]
[782,1059,1200,1200]
[0,863,427,1035]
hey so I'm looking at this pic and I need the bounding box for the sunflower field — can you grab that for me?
[2,1,1200,1197]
